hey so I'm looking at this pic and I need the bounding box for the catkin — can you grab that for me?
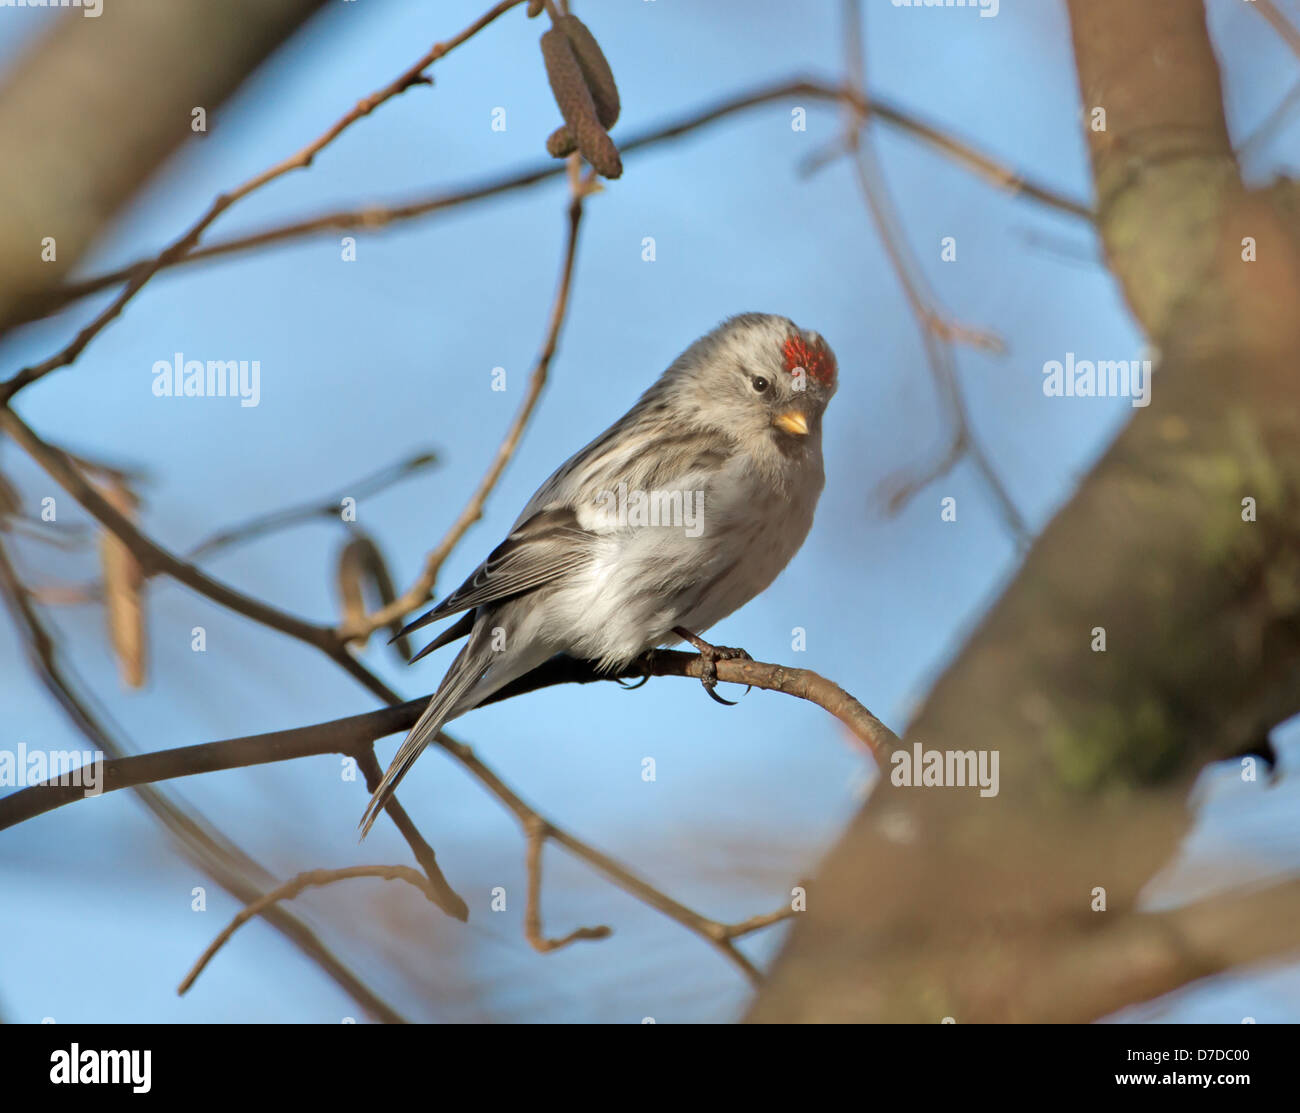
[546,125,578,158]
[99,479,146,688]
[558,15,619,129]
[540,27,622,178]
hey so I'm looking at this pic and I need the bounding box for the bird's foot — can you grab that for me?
[671,627,752,706]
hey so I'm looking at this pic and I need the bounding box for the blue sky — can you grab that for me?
[2,0,1300,1022]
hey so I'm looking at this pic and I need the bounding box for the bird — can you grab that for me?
[360,312,838,837]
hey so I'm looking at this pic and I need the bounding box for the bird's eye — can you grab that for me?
[750,376,770,394]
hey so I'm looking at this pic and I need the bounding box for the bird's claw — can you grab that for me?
[675,630,752,706]
[703,680,739,706]
[615,650,656,690]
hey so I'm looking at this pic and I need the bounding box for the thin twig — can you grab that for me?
[178,865,440,996]
[0,407,338,648]
[1254,0,1300,59]
[437,731,797,984]
[0,161,735,969]
[0,0,529,402]
[26,449,438,607]
[1,648,893,985]
[523,818,612,952]
[338,164,595,641]
[0,10,926,993]
[3,152,802,979]
[0,537,407,1023]
[840,1,1029,551]
[0,407,468,915]
[187,450,439,562]
[1239,1,1300,160]
[8,79,1090,329]
[0,651,896,827]
[1238,76,1300,160]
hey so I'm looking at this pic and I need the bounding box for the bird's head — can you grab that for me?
[661,313,838,450]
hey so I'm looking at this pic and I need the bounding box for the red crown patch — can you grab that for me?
[782,336,836,386]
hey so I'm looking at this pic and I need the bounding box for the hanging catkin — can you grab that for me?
[558,15,619,129]
[540,24,622,178]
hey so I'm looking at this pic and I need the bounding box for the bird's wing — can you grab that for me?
[400,609,475,660]
[395,506,594,645]
[516,422,738,526]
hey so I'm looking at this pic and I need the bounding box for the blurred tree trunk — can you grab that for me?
[0,0,330,333]
[751,0,1300,1022]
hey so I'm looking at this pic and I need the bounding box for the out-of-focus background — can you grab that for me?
[2,0,1299,1022]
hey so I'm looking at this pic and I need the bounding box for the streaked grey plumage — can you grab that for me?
[360,313,838,836]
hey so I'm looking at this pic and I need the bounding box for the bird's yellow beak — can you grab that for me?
[773,408,809,436]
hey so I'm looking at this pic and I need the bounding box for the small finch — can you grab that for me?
[361,313,838,836]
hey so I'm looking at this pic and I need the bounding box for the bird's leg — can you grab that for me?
[671,627,752,706]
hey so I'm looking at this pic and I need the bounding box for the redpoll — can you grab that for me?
[361,313,838,835]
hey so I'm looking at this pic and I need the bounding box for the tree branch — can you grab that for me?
[752,0,1300,1023]
[837,1,1028,549]
[0,0,332,333]
[0,650,894,830]
[6,78,1091,330]
[0,0,528,401]
[338,163,596,641]
[0,535,407,1023]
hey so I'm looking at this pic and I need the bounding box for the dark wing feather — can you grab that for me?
[403,609,475,662]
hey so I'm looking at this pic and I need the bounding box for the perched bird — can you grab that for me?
[360,313,837,836]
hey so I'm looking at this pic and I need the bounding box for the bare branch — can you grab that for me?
[1254,0,1300,60]
[188,450,439,563]
[0,0,333,333]
[1022,876,1300,1023]
[0,536,407,1024]
[839,1,1029,550]
[0,406,338,649]
[339,164,596,642]
[0,0,529,402]
[1238,1,1300,160]
[0,651,895,829]
[9,79,1091,330]
[178,865,441,996]
[0,648,893,985]
[523,818,613,953]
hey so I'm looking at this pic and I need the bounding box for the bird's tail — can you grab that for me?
[358,631,493,839]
